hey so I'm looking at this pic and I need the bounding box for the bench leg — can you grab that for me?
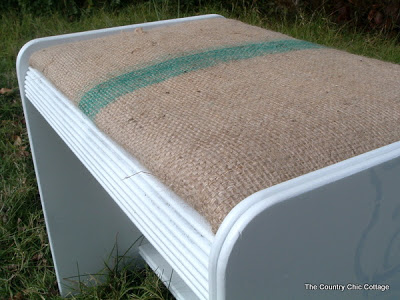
[218,158,400,300]
[24,99,143,296]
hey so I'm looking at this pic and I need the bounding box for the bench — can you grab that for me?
[17,14,400,299]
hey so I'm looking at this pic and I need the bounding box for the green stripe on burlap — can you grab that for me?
[79,39,322,119]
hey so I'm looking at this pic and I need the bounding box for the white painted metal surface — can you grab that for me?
[212,141,400,300]
[17,14,400,300]
[22,98,144,293]
[139,243,201,300]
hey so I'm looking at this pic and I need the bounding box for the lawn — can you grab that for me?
[1,2,399,299]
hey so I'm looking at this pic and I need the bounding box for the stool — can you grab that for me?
[17,14,400,300]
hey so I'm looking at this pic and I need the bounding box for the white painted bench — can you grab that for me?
[17,15,400,300]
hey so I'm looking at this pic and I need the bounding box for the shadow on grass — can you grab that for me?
[61,235,175,300]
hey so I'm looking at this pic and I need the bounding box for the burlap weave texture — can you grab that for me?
[30,18,400,233]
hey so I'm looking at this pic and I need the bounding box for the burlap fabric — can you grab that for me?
[30,18,400,233]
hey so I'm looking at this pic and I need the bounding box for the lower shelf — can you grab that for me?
[139,243,202,300]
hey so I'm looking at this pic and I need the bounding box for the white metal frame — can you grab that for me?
[17,15,400,300]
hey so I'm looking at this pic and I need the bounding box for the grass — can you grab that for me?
[1,2,399,299]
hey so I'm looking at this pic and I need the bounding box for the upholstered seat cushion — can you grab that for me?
[30,18,400,232]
